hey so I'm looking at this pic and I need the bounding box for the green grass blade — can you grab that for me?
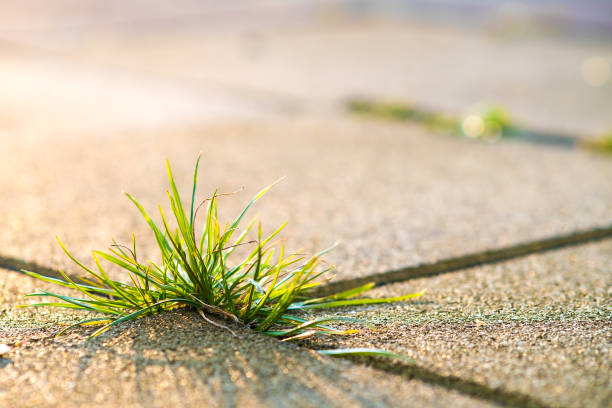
[125,192,172,254]
[55,317,113,337]
[22,270,115,296]
[25,291,122,314]
[265,316,359,337]
[293,291,425,310]
[190,153,202,226]
[89,298,191,337]
[228,178,285,233]
[301,282,376,305]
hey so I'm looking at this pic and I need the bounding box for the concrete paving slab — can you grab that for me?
[0,50,272,135]
[0,5,609,407]
[306,241,612,408]
[1,119,611,281]
[5,19,610,135]
[0,270,494,408]
[122,24,612,134]
[359,240,612,324]
[1,4,611,135]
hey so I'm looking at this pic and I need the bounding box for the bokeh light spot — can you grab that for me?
[581,57,610,87]
[462,115,485,138]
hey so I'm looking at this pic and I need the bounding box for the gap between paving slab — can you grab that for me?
[2,119,612,283]
[348,358,551,408]
[5,223,611,299]
[314,223,612,295]
[314,322,610,408]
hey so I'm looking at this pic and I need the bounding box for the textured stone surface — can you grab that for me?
[86,23,612,135]
[0,5,610,407]
[1,119,611,281]
[0,270,493,408]
[306,241,612,408]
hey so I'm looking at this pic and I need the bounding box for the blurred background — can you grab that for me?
[1,0,611,139]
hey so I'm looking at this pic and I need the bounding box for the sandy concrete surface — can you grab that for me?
[1,119,611,281]
[2,12,611,135]
[306,241,612,408]
[76,22,612,135]
[0,270,495,408]
[0,4,610,407]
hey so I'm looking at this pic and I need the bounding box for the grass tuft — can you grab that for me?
[23,156,423,344]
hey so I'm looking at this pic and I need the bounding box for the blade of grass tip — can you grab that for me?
[222,223,255,262]
[91,253,141,308]
[267,316,359,338]
[54,267,110,303]
[190,153,202,227]
[56,237,102,278]
[229,177,286,232]
[55,317,113,337]
[298,290,426,310]
[132,233,138,259]
[323,329,361,336]
[20,301,103,311]
[314,242,339,258]
[166,159,186,218]
[96,250,147,280]
[300,282,376,305]
[110,240,136,263]
[125,192,173,254]
[128,234,151,292]
[22,271,115,296]
[316,348,415,363]
[26,291,121,314]
[280,330,317,342]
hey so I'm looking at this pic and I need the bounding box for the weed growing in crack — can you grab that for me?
[24,156,422,356]
[346,98,515,141]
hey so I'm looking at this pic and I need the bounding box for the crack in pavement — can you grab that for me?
[2,224,612,295]
[344,357,553,408]
[313,223,612,296]
[0,255,84,283]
